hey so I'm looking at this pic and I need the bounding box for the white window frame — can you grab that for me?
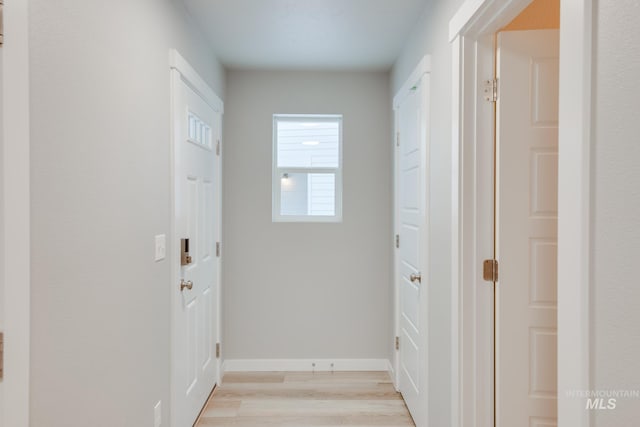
[272,114,343,223]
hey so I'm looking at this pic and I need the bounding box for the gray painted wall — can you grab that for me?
[28,1,224,426]
[592,0,640,424]
[391,0,465,425]
[222,70,392,361]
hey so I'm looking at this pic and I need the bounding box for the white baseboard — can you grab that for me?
[388,358,400,391]
[222,358,391,373]
[387,359,396,379]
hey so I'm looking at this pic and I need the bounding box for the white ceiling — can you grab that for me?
[182,0,430,70]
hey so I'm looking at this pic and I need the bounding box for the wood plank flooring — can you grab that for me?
[195,371,415,427]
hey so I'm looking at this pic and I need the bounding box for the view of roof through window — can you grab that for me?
[276,120,340,168]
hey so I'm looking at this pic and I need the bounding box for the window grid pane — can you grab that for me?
[278,172,336,217]
[277,120,340,168]
[308,173,336,216]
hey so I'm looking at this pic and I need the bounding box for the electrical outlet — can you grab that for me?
[155,235,166,261]
[154,400,162,427]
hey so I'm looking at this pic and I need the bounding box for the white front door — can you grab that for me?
[496,29,559,426]
[171,69,221,427]
[396,74,429,427]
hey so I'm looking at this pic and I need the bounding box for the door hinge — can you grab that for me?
[396,132,400,147]
[216,242,221,257]
[216,342,220,359]
[0,0,4,47]
[483,259,499,282]
[216,139,221,156]
[395,336,400,351]
[395,234,400,249]
[0,332,4,381]
[483,79,498,102]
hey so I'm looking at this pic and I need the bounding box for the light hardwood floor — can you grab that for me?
[195,371,416,427]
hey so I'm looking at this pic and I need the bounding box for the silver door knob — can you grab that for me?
[180,279,193,291]
[410,273,422,283]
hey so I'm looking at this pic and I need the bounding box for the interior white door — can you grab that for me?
[496,29,559,427]
[396,74,429,427]
[172,71,220,427]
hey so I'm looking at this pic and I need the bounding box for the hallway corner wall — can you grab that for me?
[28,1,225,425]
[591,0,640,424]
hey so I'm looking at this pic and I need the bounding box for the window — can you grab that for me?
[188,111,212,149]
[272,114,343,222]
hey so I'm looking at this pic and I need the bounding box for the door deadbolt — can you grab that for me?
[180,279,193,291]
[181,238,192,265]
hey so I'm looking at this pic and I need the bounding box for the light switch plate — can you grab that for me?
[155,235,166,261]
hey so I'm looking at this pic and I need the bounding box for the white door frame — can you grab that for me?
[449,1,593,426]
[392,56,431,391]
[169,49,224,426]
[1,1,31,426]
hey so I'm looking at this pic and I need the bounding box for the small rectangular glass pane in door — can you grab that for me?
[188,111,212,149]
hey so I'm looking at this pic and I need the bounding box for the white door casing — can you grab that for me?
[170,51,223,427]
[451,1,593,426]
[394,57,430,427]
[496,29,559,427]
